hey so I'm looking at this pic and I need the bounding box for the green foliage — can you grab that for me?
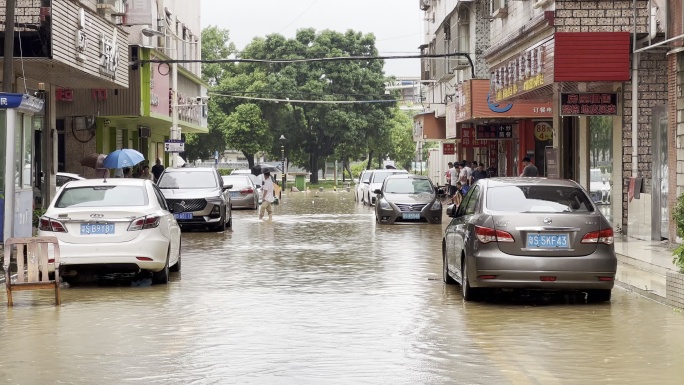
[350,163,367,179]
[32,209,46,228]
[217,169,233,176]
[672,193,684,272]
[223,103,270,156]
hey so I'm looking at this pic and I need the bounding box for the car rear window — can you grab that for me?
[371,171,406,183]
[222,177,251,189]
[55,186,149,208]
[486,185,594,213]
[384,178,433,194]
[158,171,217,189]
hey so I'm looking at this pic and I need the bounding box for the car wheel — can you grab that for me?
[443,252,456,285]
[461,259,482,301]
[153,253,170,284]
[589,289,611,302]
[170,241,181,273]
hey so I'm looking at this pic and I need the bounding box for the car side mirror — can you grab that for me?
[172,203,185,213]
[223,184,233,190]
[373,188,382,194]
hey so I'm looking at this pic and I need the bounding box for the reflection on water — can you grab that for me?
[0,191,683,384]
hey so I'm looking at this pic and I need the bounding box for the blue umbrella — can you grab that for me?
[103,149,145,169]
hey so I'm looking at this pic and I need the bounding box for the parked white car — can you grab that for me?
[363,169,409,206]
[589,168,611,204]
[38,178,182,284]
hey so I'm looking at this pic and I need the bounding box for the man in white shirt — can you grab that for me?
[259,171,275,220]
[448,162,458,199]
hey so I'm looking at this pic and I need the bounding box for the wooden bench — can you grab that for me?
[3,237,61,306]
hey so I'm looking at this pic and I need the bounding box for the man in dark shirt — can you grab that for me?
[520,156,539,177]
[151,158,165,182]
[471,163,488,183]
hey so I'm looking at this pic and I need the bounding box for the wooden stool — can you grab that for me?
[3,237,61,306]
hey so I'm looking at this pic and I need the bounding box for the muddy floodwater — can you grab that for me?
[1,191,684,384]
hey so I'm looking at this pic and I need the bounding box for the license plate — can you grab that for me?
[526,233,569,248]
[402,213,421,220]
[230,192,240,197]
[80,223,115,235]
[174,212,193,220]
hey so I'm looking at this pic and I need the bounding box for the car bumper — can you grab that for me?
[376,207,442,224]
[467,249,617,290]
[39,229,170,273]
[230,196,256,208]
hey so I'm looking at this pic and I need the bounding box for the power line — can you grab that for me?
[209,92,396,105]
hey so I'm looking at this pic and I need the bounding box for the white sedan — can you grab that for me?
[38,178,182,284]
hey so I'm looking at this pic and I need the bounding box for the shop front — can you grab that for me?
[484,31,632,228]
[451,79,553,176]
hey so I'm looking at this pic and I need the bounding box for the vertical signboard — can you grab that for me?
[488,141,498,169]
[545,147,558,178]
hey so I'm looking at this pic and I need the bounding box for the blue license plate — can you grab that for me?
[402,213,421,220]
[80,223,115,235]
[230,192,240,197]
[174,212,193,220]
[526,233,569,248]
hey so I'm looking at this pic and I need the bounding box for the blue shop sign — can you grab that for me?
[0,93,44,113]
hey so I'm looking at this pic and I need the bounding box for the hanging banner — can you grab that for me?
[461,127,487,148]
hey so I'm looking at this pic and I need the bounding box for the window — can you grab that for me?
[152,185,169,210]
[56,186,149,208]
[487,185,595,213]
[464,186,480,215]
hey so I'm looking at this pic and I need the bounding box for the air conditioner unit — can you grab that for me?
[452,58,471,69]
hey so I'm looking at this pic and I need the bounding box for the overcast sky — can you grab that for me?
[200,0,422,77]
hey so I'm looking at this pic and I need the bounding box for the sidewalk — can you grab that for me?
[613,235,680,306]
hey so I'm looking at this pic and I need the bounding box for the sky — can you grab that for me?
[200,0,422,78]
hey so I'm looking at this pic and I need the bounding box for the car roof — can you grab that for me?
[61,178,151,188]
[482,177,580,188]
[57,172,84,179]
[231,169,252,174]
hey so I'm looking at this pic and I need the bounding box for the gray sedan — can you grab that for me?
[222,175,259,210]
[374,174,442,224]
[442,178,617,302]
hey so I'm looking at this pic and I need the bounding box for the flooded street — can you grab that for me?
[2,191,684,384]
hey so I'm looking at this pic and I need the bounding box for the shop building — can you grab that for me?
[54,0,207,179]
[483,1,666,238]
[0,0,130,212]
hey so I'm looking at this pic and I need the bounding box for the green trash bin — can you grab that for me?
[295,174,306,191]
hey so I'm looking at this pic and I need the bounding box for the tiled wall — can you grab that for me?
[666,271,684,309]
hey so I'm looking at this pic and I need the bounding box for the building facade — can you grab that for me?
[54,0,207,181]
[417,0,684,242]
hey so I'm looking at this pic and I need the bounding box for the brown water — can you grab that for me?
[1,191,683,384]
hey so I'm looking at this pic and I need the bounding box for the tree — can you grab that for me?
[242,29,394,183]
[386,109,416,171]
[223,104,270,167]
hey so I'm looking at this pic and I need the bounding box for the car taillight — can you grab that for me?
[38,217,68,233]
[128,216,160,231]
[475,225,514,243]
[240,188,254,194]
[581,228,614,245]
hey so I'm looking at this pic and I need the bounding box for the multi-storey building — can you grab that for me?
[0,0,131,236]
[55,0,207,183]
[417,0,684,242]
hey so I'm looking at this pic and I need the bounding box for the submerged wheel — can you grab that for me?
[153,254,170,285]
[170,242,181,273]
[461,260,482,301]
[443,252,456,285]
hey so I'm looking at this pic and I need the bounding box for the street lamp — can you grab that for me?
[279,135,286,197]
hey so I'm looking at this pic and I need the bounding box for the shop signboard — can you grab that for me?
[488,40,555,102]
[164,139,185,153]
[488,141,498,169]
[461,127,487,148]
[534,121,553,141]
[443,143,455,155]
[545,147,558,178]
[560,93,618,116]
[476,125,513,140]
[456,80,553,122]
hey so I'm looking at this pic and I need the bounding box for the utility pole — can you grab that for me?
[170,17,179,169]
[3,0,16,92]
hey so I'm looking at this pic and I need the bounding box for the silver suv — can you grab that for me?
[157,168,232,231]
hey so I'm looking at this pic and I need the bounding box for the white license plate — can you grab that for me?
[402,213,421,220]
[174,213,193,220]
[80,223,115,235]
[526,233,569,248]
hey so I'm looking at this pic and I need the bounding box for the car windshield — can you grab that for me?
[55,186,149,208]
[158,171,217,189]
[384,178,433,194]
[222,176,252,189]
[371,171,403,183]
[487,185,594,213]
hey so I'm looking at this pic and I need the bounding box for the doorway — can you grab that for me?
[560,116,579,180]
